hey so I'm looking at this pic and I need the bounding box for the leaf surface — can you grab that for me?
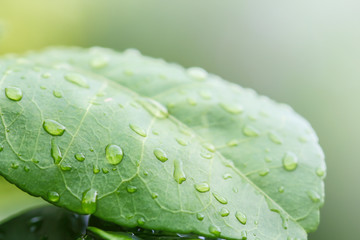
[0,48,326,239]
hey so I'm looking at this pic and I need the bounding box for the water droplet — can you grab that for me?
[43,119,66,136]
[153,148,168,162]
[219,103,243,114]
[196,213,204,221]
[278,186,285,193]
[212,192,228,204]
[194,182,210,193]
[135,217,145,226]
[187,67,208,81]
[60,163,72,171]
[41,72,51,78]
[137,98,169,119]
[81,189,98,214]
[24,166,30,172]
[235,211,247,225]
[267,199,289,229]
[227,139,239,147]
[93,166,100,174]
[280,212,289,229]
[90,100,101,105]
[90,57,109,69]
[102,168,109,174]
[223,160,234,168]
[105,144,124,165]
[268,131,283,144]
[64,73,89,88]
[51,139,62,164]
[125,213,134,219]
[258,168,270,176]
[254,220,259,225]
[298,136,308,143]
[209,225,221,237]
[316,167,325,177]
[199,90,212,100]
[151,193,158,199]
[175,137,188,146]
[200,151,213,159]
[202,142,216,152]
[53,90,62,98]
[307,190,320,203]
[220,208,230,217]
[240,230,247,240]
[124,185,137,193]
[223,173,232,179]
[265,156,272,163]
[267,199,280,214]
[282,152,298,171]
[29,216,43,233]
[48,191,60,202]
[75,153,85,162]
[98,92,108,99]
[243,125,260,137]
[11,163,19,169]
[173,159,186,184]
[187,97,197,106]
[129,124,147,137]
[5,87,23,101]
[233,187,238,193]
[0,143,3,152]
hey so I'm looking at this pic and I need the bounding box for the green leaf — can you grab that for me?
[87,227,139,240]
[87,226,208,240]
[0,47,326,239]
[87,214,219,240]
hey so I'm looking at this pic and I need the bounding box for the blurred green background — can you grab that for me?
[0,0,359,239]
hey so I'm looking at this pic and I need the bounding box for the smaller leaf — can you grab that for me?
[87,227,137,240]
[0,206,88,240]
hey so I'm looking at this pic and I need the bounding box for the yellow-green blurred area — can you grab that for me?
[0,0,359,239]
[0,177,47,222]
